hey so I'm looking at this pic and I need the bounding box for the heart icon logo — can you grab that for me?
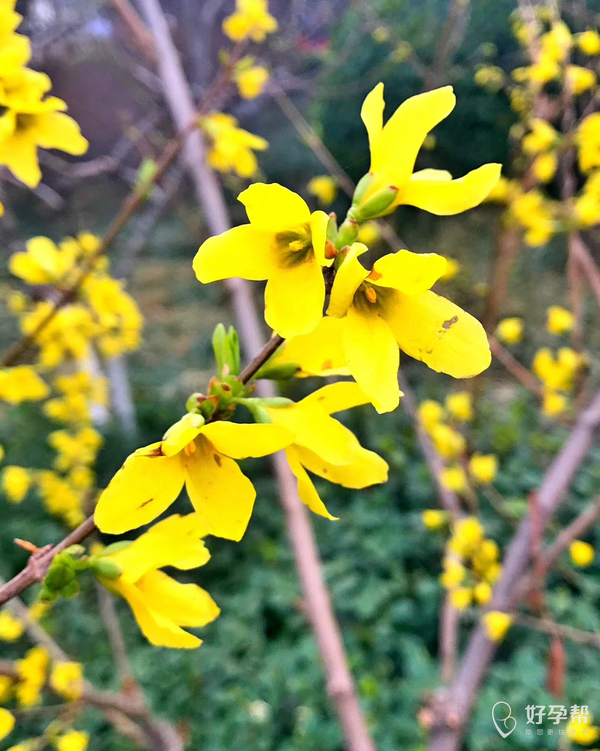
[492,702,517,738]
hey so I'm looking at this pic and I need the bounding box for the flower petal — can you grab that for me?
[162,413,206,457]
[327,243,369,318]
[300,381,372,414]
[0,132,41,187]
[271,316,350,376]
[371,249,447,295]
[238,182,310,231]
[361,82,385,163]
[384,290,491,378]
[401,163,501,215]
[184,437,256,541]
[310,210,332,266]
[33,112,88,155]
[200,421,293,459]
[193,224,278,283]
[265,255,325,337]
[285,447,337,520]
[94,443,185,534]
[136,570,220,628]
[343,304,400,413]
[294,444,388,489]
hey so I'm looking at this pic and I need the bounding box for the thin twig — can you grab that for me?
[516,613,600,649]
[489,336,543,396]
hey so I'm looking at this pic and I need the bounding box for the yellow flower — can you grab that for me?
[567,714,600,744]
[0,675,13,703]
[50,662,83,701]
[327,243,491,413]
[97,514,220,649]
[371,26,390,44]
[15,646,48,707]
[440,465,467,493]
[445,391,473,422]
[469,454,498,485]
[0,5,30,76]
[522,119,558,154]
[533,347,583,391]
[474,581,493,604]
[450,587,472,609]
[356,221,381,246]
[262,382,388,519]
[0,610,24,641]
[236,65,269,99]
[547,305,574,335]
[418,400,445,432]
[496,317,523,345]
[542,389,569,418]
[0,708,15,742]
[577,30,600,56]
[358,83,500,216]
[575,192,600,227]
[95,413,293,540]
[2,466,31,503]
[194,183,330,337]
[55,730,89,751]
[431,424,465,459]
[422,509,448,530]
[474,65,504,92]
[440,257,461,281]
[222,0,277,42]
[577,113,600,173]
[566,65,596,95]
[307,175,337,206]
[541,21,572,64]
[201,112,268,178]
[268,317,350,377]
[449,517,484,557]
[9,236,74,285]
[0,366,48,404]
[483,611,513,642]
[440,558,465,588]
[570,540,595,567]
[532,151,557,183]
[510,190,555,246]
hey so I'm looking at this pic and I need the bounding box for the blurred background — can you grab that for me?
[2,1,600,749]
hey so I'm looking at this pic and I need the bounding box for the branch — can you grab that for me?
[489,336,543,396]
[516,613,600,649]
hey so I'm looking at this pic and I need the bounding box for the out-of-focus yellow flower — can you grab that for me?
[496,317,523,345]
[50,662,83,701]
[440,558,465,588]
[570,540,595,567]
[235,65,269,99]
[533,347,583,391]
[371,26,391,44]
[483,611,513,641]
[542,21,572,63]
[547,305,574,334]
[418,400,445,432]
[422,509,448,530]
[2,466,31,503]
[522,119,558,155]
[0,708,15,742]
[307,175,337,206]
[566,65,596,95]
[390,41,412,63]
[201,113,268,178]
[55,730,89,751]
[440,465,467,493]
[485,176,519,204]
[0,611,24,641]
[15,646,48,707]
[445,391,473,422]
[0,366,48,404]
[575,192,600,227]
[431,424,466,459]
[10,236,74,285]
[449,516,484,557]
[577,30,600,56]
[358,83,500,216]
[222,0,277,42]
[567,714,600,744]
[356,221,381,246]
[440,257,460,280]
[450,587,472,609]
[469,454,498,485]
[510,190,555,246]
[0,675,13,704]
[542,389,568,417]
[474,581,493,604]
[194,183,330,338]
[474,65,505,92]
[532,151,557,183]
[577,113,600,173]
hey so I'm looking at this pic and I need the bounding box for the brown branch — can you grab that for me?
[96,585,137,690]
[489,336,543,396]
[239,335,285,384]
[482,226,522,334]
[110,0,157,62]
[440,596,459,683]
[516,613,600,649]
[570,232,600,310]
[428,388,600,751]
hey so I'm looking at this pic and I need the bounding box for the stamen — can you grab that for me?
[184,441,197,456]
[365,287,377,303]
[288,240,305,252]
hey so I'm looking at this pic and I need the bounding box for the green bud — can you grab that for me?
[98,541,133,557]
[63,545,85,557]
[186,392,204,412]
[44,556,75,590]
[355,185,399,221]
[62,580,80,600]
[135,158,157,200]
[39,587,58,603]
[254,361,300,381]
[335,219,358,249]
[212,323,228,377]
[326,214,338,242]
[227,326,241,376]
[90,557,123,581]
[352,172,374,206]
[212,323,241,377]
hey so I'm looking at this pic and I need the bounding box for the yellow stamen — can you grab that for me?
[288,240,305,252]
[365,287,377,303]
[184,441,197,456]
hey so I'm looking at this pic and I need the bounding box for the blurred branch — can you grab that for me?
[516,613,600,648]
[482,226,522,334]
[423,0,471,91]
[96,584,137,689]
[139,1,375,748]
[428,388,600,751]
[489,336,543,395]
[570,232,600,310]
[440,596,459,683]
[110,0,157,61]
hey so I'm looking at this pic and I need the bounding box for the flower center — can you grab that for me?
[276,225,313,266]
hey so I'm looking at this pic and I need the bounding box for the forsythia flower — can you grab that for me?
[522,119,558,154]
[96,414,292,539]
[440,465,467,493]
[235,65,269,100]
[0,708,15,742]
[194,183,330,337]
[533,347,583,391]
[0,676,13,703]
[469,454,498,485]
[222,0,277,43]
[546,305,574,334]
[15,646,48,707]
[566,65,596,95]
[542,389,569,418]
[418,399,445,431]
[261,382,388,518]
[431,424,465,459]
[532,151,557,183]
[267,316,350,377]
[55,731,89,751]
[0,366,48,403]
[9,236,74,285]
[568,716,600,744]
[474,581,492,604]
[326,243,491,412]
[570,540,595,567]
[422,509,448,530]
[450,587,472,609]
[201,113,268,178]
[440,257,461,281]
[96,515,220,648]
[357,83,500,216]
[577,113,600,173]
[577,30,600,56]
[510,190,555,245]
[440,558,465,588]
[50,662,83,701]
[307,175,337,206]
[445,391,473,421]
[483,611,513,642]
[356,221,381,246]
[2,466,31,503]
[449,517,484,557]
[0,611,24,641]
[496,317,523,345]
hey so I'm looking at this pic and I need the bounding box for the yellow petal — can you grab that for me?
[136,570,220,627]
[343,304,400,413]
[285,447,337,520]
[162,413,206,457]
[294,444,388,489]
[109,578,202,649]
[193,224,278,283]
[109,514,210,584]
[327,243,369,318]
[184,436,256,541]
[200,421,293,459]
[361,82,385,160]
[384,290,491,378]
[238,182,310,231]
[272,316,350,376]
[371,249,447,295]
[94,443,185,534]
[0,132,41,187]
[265,255,325,337]
[34,112,88,155]
[300,380,372,414]
[401,163,501,214]
[310,209,332,266]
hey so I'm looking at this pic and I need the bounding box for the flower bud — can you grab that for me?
[356,185,399,220]
[335,219,358,249]
[253,362,300,380]
[352,172,374,206]
[89,557,123,581]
